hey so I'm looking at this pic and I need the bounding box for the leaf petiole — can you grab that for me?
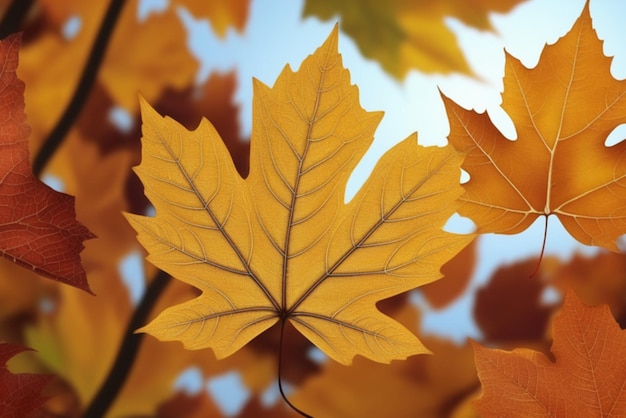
[278,319,313,418]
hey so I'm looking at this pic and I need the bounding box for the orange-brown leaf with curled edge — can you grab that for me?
[474,290,626,417]
[126,26,472,365]
[0,33,93,292]
[443,2,626,251]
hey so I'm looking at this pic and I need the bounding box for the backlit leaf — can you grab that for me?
[126,26,472,365]
[443,3,626,250]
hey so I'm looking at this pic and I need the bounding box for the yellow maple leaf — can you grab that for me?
[126,26,472,365]
[442,2,626,251]
[303,0,527,78]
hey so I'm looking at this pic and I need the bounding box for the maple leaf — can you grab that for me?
[0,33,93,292]
[0,342,53,418]
[303,0,527,78]
[473,290,626,417]
[126,26,472,365]
[442,2,626,251]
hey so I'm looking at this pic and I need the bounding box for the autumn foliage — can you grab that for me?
[2,0,626,417]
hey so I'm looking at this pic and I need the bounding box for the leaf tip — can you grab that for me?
[321,21,340,54]
[138,94,157,118]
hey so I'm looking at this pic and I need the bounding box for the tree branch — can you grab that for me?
[83,270,171,417]
[32,0,127,177]
[0,0,35,40]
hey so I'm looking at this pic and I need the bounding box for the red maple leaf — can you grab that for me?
[0,342,53,418]
[0,33,94,293]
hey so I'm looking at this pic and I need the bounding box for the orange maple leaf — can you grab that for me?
[473,290,626,417]
[0,33,94,292]
[442,2,626,251]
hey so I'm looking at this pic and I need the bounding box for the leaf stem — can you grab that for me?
[0,0,35,39]
[530,214,549,278]
[278,319,313,418]
[32,0,127,177]
[82,270,171,417]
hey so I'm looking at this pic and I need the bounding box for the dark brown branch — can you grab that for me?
[32,0,127,177]
[0,0,35,39]
[83,270,171,417]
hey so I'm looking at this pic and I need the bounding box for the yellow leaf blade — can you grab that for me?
[129,27,471,364]
[125,98,281,358]
[249,26,384,309]
[288,136,471,364]
[136,299,278,357]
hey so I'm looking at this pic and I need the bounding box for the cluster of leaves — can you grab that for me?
[2,0,626,417]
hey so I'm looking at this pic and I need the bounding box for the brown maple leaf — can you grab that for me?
[442,2,626,251]
[473,290,626,417]
[0,33,93,292]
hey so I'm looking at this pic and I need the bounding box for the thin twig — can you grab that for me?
[0,0,35,39]
[32,0,127,177]
[83,270,171,417]
[278,319,313,418]
[530,214,549,278]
